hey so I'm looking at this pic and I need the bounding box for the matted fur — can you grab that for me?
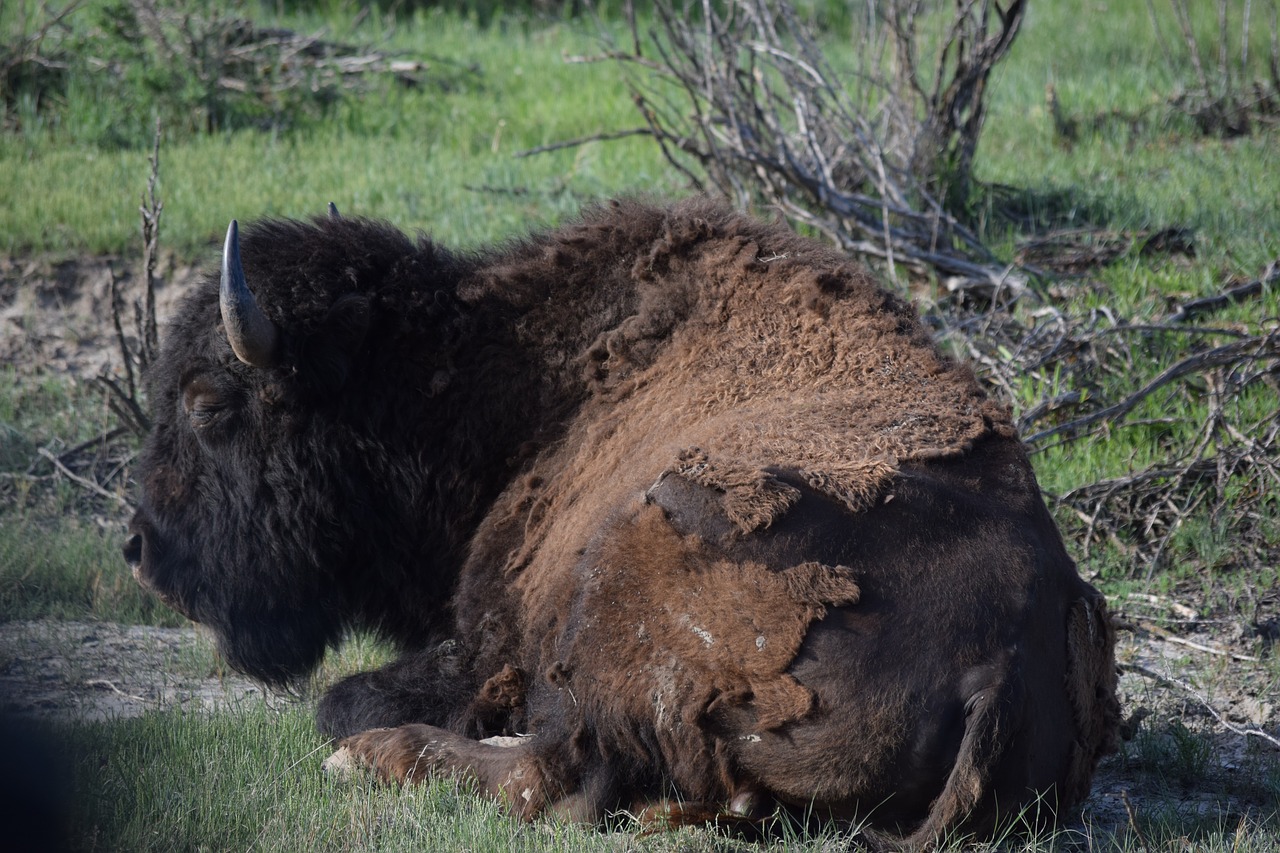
[503,206,1012,543]
[128,197,1119,848]
[550,504,862,801]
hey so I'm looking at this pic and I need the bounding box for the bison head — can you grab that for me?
[125,214,470,685]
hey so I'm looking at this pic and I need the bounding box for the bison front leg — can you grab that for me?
[315,643,477,739]
[326,725,555,820]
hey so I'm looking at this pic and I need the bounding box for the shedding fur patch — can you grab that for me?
[500,199,1016,559]
[675,449,802,532]
[564,208,1012,533]
[553,505,861,793]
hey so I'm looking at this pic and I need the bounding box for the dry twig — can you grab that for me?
[1122,663,1280,751]
[1118,618,1261,663]
[37,448,131,508]
[96,122,165,438]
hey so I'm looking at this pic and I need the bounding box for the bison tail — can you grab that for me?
[895,663,1023,852]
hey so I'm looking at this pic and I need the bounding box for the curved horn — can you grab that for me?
[220,220,280,368]
[327,202,341,220]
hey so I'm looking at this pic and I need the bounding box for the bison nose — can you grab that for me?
[123,533,144,582]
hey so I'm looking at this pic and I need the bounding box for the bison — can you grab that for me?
[125,198,1118,847]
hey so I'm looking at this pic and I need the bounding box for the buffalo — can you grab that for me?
[125,198,1118,847]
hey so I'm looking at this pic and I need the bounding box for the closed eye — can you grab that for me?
[187,400,224,427]
[182,377,230,430]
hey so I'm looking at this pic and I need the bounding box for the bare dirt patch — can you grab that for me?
[0,254,198,381]
[1086,620,1280,835]
[0,620,296,721]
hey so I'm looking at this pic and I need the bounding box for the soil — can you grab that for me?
[2,255,1277,837]
[0,254,198,382]
[0,620,294,722]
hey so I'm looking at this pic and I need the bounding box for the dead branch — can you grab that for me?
[55,427,131,464]
[1168,259,1280,323]
[515,127,652,157]
[106,265,137,403]
[1024,330,1279,445]
[1122,663,1280,750]
[84,679,148,702]
[37,448,132,508]
[594,0,1026,288]
[1117,592,1201,621]
[1118,618,1261,663]
[96,374,150,437]
[140,120,161,369]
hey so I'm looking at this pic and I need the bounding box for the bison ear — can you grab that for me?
[303,294,372,392]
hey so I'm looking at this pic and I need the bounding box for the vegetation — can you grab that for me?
[1,0,1277,850]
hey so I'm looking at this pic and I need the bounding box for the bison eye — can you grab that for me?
[182,380,228,430]
[188,400,224,428]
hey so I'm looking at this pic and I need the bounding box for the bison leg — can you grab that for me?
[328,725,558,819]
[328,725,630,823]
[316,643,475,739]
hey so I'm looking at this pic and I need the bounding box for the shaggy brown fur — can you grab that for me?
[385,200,1114,843]
[129,196,1119,849]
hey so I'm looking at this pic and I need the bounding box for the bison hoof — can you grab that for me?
[478,734,533,748]
[321,746,361,780]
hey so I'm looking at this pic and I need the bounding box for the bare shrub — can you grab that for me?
[98,121,163,439]
[0,0,85,129]
[91,0,431,137]
[1146,0,1280,135]
[599,0,1025,288]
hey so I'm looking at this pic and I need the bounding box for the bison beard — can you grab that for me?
[127,198,1119,848]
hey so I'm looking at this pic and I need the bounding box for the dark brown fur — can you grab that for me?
[128,198,1119,848]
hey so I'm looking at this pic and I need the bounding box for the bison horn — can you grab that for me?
[220,220,280,368]
[327,202,341,219]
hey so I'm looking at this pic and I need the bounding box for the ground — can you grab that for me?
[1,255,1277,844]
[0,619,285,721]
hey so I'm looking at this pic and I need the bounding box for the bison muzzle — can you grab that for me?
[126,198,1119,847]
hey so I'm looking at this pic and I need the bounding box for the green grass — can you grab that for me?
[0,366,114,456]
[56,703,1280,852]
[1,7,682,255]
[0,517,181,624]
[61,703,846,852]
[0,364,159,623]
